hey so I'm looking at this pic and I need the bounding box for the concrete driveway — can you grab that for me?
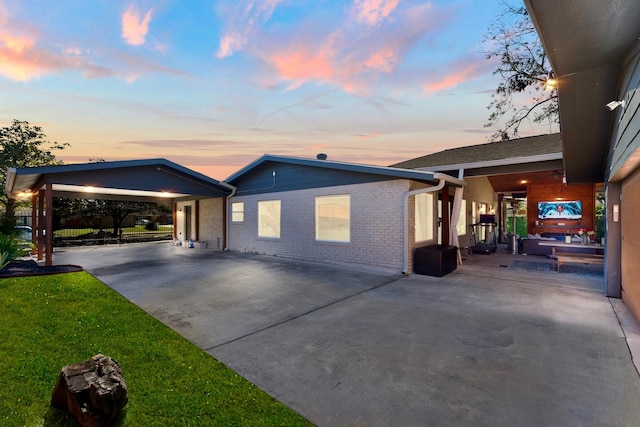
[52,242,640,426]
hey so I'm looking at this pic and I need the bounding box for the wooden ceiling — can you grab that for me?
[488,170,565,194]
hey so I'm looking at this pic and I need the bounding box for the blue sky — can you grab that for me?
[0,0,555,178]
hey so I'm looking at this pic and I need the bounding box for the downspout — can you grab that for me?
[403,173,466,274]
[223,183,237,251]
[4,168,16,199]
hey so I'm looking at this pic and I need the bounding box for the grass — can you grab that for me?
[0,272,311,426]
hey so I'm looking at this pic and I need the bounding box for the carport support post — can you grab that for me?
[37,190,45,261]
[31,193,37,255]
[45,182,53,266]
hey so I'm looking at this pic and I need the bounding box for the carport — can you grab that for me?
[4,158,233,265]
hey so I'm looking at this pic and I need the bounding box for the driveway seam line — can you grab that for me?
[205,275,405,351]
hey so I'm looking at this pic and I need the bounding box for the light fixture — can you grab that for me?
[544,78,557,90]
[606,100,625,111]
[519,179,527,185]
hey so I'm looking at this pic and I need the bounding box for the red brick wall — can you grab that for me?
[526,178,595,235]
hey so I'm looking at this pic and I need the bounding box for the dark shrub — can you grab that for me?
[144,221,159,231]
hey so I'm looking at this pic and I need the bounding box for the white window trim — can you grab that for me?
[257,199,281,239]
[231,201,244,223]
[315,194,351,243]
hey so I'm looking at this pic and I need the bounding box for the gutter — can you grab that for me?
[223,182,237,251]
[5,168,16,198]
[402,173,467,274]
[415,153,563,173]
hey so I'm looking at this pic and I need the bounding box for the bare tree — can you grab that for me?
[483,1,558,141]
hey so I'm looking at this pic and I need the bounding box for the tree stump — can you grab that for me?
[51,354,128,427]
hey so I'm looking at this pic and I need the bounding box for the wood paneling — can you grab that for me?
[622,167,640,324]
[527,181,595,234]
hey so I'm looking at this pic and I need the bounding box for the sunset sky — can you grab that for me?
[0,0,556,179]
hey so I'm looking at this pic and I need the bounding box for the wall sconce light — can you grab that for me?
[544,78,557,90]
[606,100,625,111]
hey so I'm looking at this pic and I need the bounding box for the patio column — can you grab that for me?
[37,189,45,261]
[442,187,450,246]
[605,182,621,297]
[195,200,200,242]
[31,193,37,255]
[497,194,504,243]
[173,203,177,239]
[45,182,53,266]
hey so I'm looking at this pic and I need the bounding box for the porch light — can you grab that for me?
[544,78,557,90]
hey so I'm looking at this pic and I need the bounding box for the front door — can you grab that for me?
[184,205,192,240]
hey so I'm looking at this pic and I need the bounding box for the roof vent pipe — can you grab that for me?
[316,153,328,160]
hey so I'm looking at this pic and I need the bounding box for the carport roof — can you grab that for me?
[6,158,233,201]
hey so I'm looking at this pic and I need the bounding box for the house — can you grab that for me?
[224,154,465,274]
[523,1,640,322]
[391,133,598,252]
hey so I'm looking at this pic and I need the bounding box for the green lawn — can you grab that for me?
[53,225,173,239]
[0,272,311,426]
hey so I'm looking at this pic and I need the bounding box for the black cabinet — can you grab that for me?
[414,245,457,277]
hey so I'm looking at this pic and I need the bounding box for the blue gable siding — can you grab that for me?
[233,161,405,195]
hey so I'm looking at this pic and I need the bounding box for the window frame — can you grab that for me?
[231,201,245,223]
[257,199,281,239]
[315,194,351,243]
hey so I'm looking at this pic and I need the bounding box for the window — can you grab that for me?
[415,193,434,242]
[258,200,281,238]
[456,199,467,236]
[231,202,244,222]
[315,195,350,242]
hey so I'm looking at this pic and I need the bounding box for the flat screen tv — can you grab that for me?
[537,200,582,220]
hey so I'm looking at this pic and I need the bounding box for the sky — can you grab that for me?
[0,0,556,179]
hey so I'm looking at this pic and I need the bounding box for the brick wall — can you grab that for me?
[176,198,224,249]
[229,180,425,273]
[198,198,224,249]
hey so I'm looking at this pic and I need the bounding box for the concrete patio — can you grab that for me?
[51,242,640,426]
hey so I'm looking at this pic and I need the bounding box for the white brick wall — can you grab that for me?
[229,180,416,273]
[176,198,224,250]
[199,198,224,249]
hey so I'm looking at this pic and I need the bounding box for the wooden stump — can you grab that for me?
[51,354,128,427]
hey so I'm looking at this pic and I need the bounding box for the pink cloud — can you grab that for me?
[0,29,115,81]
[268,45,336,86]
[238,2,453,94]
[352,0,399,26]
[121,5,153,46]
[423,56,494,93]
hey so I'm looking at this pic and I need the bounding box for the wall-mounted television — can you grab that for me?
[537,201,582,220]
